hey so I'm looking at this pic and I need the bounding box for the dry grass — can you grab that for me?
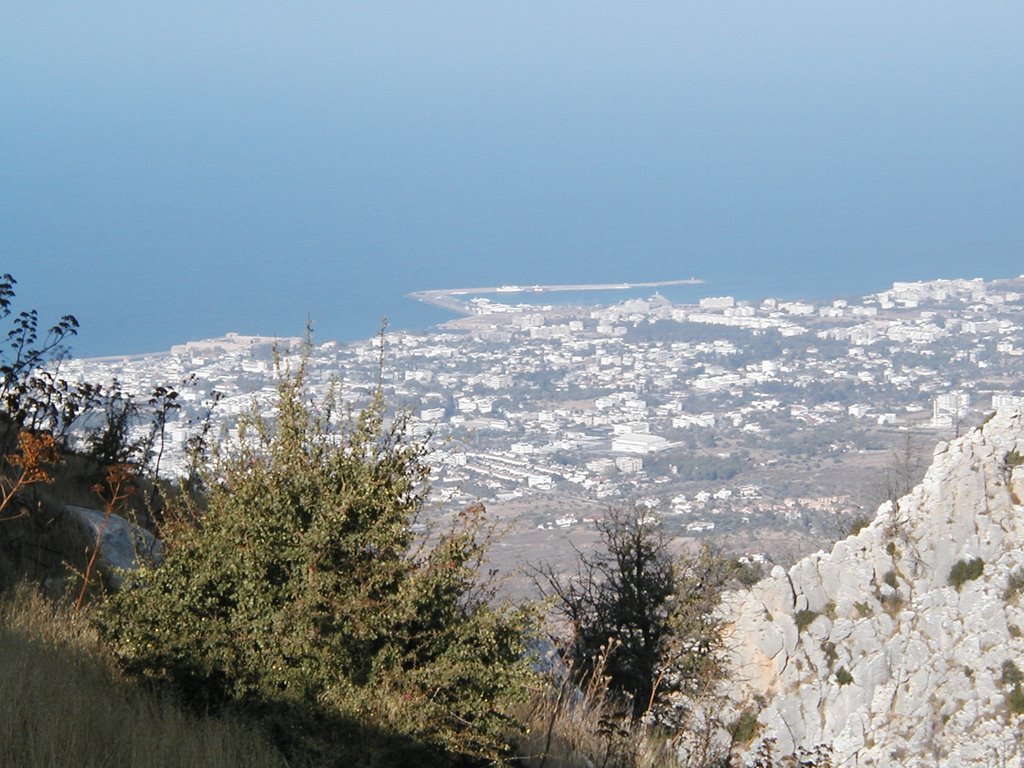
[0,585,289,768]
[511,643,682,768]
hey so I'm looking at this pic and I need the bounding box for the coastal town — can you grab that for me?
[57,275,1024,566]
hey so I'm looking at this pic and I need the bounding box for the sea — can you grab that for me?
[8,253,1021,361]
[5,5,1023,358]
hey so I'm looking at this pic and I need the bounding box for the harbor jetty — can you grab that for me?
[408,278,703,314]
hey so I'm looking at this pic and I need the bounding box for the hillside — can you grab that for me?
[726,407,1024,766]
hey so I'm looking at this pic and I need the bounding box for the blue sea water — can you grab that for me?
[7,204,1021,360]
[2,4,1023,357]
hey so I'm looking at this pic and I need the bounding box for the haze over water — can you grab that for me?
[3,3,1023,357]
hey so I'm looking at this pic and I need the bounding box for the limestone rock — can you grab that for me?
[725,407,1024,767]
[64,505,163,588]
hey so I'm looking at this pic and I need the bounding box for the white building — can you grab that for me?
[699,296,735,309]
[527,475,553,490]
[615,456,643,473]
[992,393,1024,409]
[612,433,670,454]
[932,392,970,428]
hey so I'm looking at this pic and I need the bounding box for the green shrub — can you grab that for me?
[99,353,537,765]
[733,559,766,587]
[1005,568,1024,602]
[728,709,760,745]
[949,557,984,590]
[1003,660,1024,686]
[822,640,838,668]
[844,514,871,536]
[883,570,898,589]
[534,507,732,726]
[836,667,854,686]
[1007,685,1024,716]
[794,609,819,632]
[880,593,905,616]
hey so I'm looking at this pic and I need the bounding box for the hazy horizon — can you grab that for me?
[4,3,1023,356]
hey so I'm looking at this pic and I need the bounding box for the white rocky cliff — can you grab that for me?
[726,407,1024,766]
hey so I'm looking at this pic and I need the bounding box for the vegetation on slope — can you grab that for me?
[0,585,289,768]
[0,274,831,767]
[97,350,539,766]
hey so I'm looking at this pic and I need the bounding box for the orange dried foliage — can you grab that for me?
[77,463,139,610]
[92,463,137,514]
[1,430,59,519]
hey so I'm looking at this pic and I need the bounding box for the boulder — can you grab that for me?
[64,505,163,588]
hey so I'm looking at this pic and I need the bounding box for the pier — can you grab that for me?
[408,278,703,313]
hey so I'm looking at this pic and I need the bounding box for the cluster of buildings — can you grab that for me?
[58,276,1024,559]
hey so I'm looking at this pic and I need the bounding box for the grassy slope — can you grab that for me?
[0,586,289,768]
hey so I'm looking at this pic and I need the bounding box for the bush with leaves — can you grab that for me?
[0,274,84,446]
[534,506,731,728]
[99,353,537,765]
[949,557,984,591]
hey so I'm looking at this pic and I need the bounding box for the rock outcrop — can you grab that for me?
[0,501,161,595]
[64,505,163,587]
[727,407,1024,767]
